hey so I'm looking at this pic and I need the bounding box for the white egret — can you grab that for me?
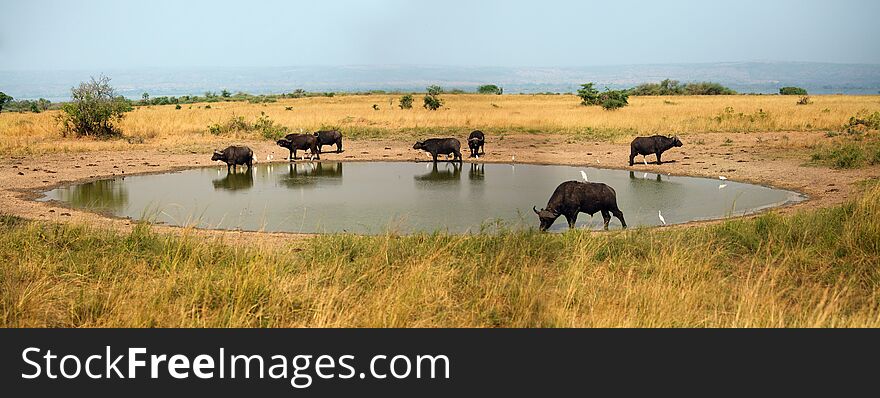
[512,155,516,162]
[580,170,589,182]
[658,210,666,225]
[719,176,728,180]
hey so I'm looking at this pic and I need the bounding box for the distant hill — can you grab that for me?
[2,62,879,101]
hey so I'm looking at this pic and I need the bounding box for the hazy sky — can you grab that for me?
[2,0,879,70]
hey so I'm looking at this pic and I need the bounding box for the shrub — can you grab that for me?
[423,86,443,111]
[780,86,808,95]
[372,104,380,111]
[796,96,812,105]
[598,89,629,110]
[57,76,133,138]
[175,104,182,110]
[0,92,12,113]
[577,83,600,105]
[399,94,413,109]
[221,89,231,98]
[629,80,736,96]
[477,85,503,95]
[844,111,880,133]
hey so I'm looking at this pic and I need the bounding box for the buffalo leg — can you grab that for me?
[629,151,636,166]
[601,209,612,230]
[431,152,438,163]
[454,150,462,163]
[612,209,627,229]
[336,139,343,153]
[656,152,662,165]
[288,149,294,161]
[563,214,577,229]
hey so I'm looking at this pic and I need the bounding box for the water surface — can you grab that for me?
[40,162,805,234]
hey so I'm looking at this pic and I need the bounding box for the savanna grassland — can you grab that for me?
[1,94,879,155]
[1,94,880,327]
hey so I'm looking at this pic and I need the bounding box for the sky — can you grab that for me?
[1,0,879,71]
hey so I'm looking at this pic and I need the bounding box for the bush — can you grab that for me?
[628,80,736,96]
[57,76,133,138]
[844,111,880,133]
[399,94,413,109]
[797,96,812,105]
[780,86,808,95]
[477,84,503,95]
[599,89,629,110]
[577,83,600,105]
[0,92,13,113]
[423,86,443,111]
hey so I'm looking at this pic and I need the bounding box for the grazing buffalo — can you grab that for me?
[313,130,343,153]
[534,181,627,231]
[467,130,485,158]
[211,146,254,172]
[629,135,683,166]
[413,138,463,163]
[277,133,319,161]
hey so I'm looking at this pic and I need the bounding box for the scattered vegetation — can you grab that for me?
[399,94,414,109]
[207,113,290,140]
[57,76,133,138]
[629,79,737,96]
[797,96,812,105]
[423,85,443,111]
[577,83,629,110]
[0,92,14,113]
[780,86,809,95]
[477,84,503,95]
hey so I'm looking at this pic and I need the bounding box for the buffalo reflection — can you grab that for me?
[212,169,254,191]
[415,162,462,182]
[629,170,663,182]
[469,163,485,181]
[279,162,343,187]
[57,178,128,210]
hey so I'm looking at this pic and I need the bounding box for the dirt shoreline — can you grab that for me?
[2,131,877,244]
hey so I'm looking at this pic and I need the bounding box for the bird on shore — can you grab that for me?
[580,170,589,182]
[719,176,728,180]
[511,155,516,162]
[658,210,666,225]
[266,154,274,161]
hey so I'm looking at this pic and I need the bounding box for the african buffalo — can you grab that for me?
[534,181,627,231]
[313,130,343,154]
[211,146,254,172]
[277,133,319,161]
[467,130,485,158]
[413,138,463,163]
[629,135,683,166]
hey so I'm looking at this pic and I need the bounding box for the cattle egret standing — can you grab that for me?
[580,170,589,182]
[512,155,516,162]
[658,210,666,225]
[719,176,728,180]
[596,159,600,164]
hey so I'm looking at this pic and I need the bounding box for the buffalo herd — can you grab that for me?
[211,128,684,231]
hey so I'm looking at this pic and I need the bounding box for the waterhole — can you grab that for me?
[40,161,805,234]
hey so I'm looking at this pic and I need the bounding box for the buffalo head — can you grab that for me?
[211,149,224,162]
[413,141,425,150]
[533,206,560,232]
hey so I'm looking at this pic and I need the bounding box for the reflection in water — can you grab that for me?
[415,162,462,182]
[469,163,485,181]
[629,170,663,182]
[58,179,128,210]
[212,169,254,191]
[279,162,343,187]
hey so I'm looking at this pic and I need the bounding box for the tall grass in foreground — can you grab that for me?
[2,185,879,327]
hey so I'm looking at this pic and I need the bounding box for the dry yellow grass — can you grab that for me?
[2,94,879,155]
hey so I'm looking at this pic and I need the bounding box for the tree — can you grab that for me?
[142,92,149,103]
[221,89,231,98]
[598,89,629,110]
[424,86,443,111]
[399,94,414,109]
[37,98,51,111]
[0,92,12,113]
[577,83,600,105]
[58,75,133,138]
[477,84,503,95]
[780,86,808,95]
